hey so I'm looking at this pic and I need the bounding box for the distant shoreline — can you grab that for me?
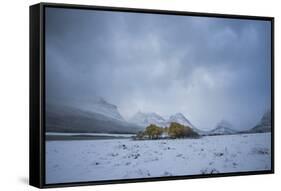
[45,132,135,141]
[45,132,270,141]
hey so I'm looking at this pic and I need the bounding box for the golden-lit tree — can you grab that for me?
[168,122,199,138]
[145,124,163,139]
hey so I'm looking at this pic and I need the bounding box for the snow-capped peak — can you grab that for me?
[209,120,236,135]
[129,111,166,127]
[168,113,194,128]
[79,97,125,121]
[129,111,207,134]
[250,110,271,133]
[259,110,271,127]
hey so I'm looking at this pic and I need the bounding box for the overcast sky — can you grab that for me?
[45,7,271,131]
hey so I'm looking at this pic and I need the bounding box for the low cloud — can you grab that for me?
[45,8,271,130]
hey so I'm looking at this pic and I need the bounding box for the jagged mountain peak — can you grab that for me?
[93,97,118,110]
[129,111,166,127]
[209,120,236,135]
[250,110,271,133]
[129,111,202,134]
[170,112,187,119]
[168,113,193,127]
[72,97,124,121]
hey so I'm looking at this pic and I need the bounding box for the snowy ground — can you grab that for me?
[46,133,271,184]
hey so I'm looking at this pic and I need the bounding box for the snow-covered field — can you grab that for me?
[46,133,271,184]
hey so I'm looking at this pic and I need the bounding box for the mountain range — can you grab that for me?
[206,120,237,135]
[129,111,206,135]
[247,110,271,133]
[46,98,142,134]
[46,97,271,135]
[128,111,166,128]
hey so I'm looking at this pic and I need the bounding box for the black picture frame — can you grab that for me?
[30,2,275,188]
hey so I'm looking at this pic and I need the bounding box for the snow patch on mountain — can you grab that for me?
[129,111,166,127]
[129,112,207,135]
[167,113,194,127]
[250,110,271,133]
[209,120,237,135]
[79,98,125,121]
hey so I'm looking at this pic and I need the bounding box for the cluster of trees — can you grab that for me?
[135,122,199,140]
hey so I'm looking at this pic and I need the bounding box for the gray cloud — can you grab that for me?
[45,7,271,130]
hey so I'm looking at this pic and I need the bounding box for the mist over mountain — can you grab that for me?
[46,95,272,136]
[46,99,142,134]
[76,97,125,121]
[249,110,271,133]
[167,113,194,127]
[46,7,271,131]
[129,112,195,129]
[208,120,237,135]
[129,111,208,135]
[129,111,166,128]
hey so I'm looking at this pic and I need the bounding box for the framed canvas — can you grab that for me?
[29,2,274,188]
